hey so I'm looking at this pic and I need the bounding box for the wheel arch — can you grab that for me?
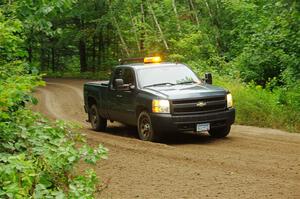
[136,105,150,118]
[87,96,97,108]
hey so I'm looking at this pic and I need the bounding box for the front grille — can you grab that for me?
[171,96,226,115]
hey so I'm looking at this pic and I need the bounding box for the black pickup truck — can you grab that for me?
[84,57,235,141]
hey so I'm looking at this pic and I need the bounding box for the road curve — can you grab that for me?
[33,78,300,199]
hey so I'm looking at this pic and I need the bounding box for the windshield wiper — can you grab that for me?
[144,82,175,88]
[176,80,198,85]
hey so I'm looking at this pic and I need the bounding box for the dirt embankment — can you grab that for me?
[32,78,300,199]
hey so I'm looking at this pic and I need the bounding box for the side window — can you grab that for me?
[112,68,123,89]
[123,68,135,85]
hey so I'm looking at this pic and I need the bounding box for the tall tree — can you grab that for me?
[148,2,169,50]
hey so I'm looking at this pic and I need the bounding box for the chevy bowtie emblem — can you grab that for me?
[196,101,206,107]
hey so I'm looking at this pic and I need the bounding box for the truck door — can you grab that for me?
[107,68,123,122]
[108,68,136,125]
[118,68,136,125]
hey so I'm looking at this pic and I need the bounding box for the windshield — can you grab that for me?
[137,64,201,88]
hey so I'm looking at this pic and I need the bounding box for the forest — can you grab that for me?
[26,0,300,131]
[0,0,299,198]
[22,0,299,85]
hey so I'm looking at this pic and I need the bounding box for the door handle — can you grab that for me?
[116,94,123,98]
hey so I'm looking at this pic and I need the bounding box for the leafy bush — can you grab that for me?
[0,59,108,199]
[225,0,300,87]
[0,109,108,198]
[214,76,300,133]
[1,5,108,198]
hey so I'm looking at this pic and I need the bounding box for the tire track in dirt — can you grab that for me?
[32,78,300,199]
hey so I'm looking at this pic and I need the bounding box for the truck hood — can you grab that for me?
[143,83,227,100]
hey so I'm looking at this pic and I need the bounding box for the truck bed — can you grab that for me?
[84,80,109,87]
[83,80,110,118]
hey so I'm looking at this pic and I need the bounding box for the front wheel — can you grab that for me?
[137,111,160,142]
[89,104,107,131]
[208,126,231,138]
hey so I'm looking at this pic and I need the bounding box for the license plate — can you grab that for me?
[196,123,210,132]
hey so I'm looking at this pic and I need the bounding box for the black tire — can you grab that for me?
[89,104,107,131]
[137,111,160,142]
[208,126,231,138]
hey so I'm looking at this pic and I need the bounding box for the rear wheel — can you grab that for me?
[89,104,107,131]
[208,126,231,138]
[137,111,160,142]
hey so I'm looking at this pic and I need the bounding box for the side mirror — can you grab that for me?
[115,79,124,88]
[129,85,135,90]
[205,73,212,84]
[115,79,131,91]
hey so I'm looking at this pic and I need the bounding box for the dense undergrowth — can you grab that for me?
[0,64,108,199]
[0,8,108,198]
[0,67,108,198]
[215,76,300,133]
[0,109,108,198]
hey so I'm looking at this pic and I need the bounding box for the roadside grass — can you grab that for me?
[214,76,300,133]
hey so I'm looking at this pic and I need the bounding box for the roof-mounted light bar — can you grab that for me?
[119,56,162,64]
[119,57,144,64]
[144,56,161,63]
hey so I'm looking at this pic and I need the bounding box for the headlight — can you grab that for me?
[152,99,170,113]
[227,93,233,108]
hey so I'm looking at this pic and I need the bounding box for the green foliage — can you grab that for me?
[224,0,300,86]
[0,2,108,198]
[214,76,300,133]
[169,32,216,63]
[1,0,299,151]
[0,110,108,198]
[12,0,297,90]
[0,11,26,61]
[46,71,110,80]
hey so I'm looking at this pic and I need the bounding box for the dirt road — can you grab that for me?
[33,78,300,199]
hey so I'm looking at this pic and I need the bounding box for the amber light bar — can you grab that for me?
[144,56,162,63]
[119,56,162,64]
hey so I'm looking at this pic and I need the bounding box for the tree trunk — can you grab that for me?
[79,38,87,72]
[140,1,146,52]
[188,0,200,26]
[205,0,213,19]
[148,2,169,50]
[98,30,103,66]
[27,30,33,63]
[92,35,96,71]
[205,0,222,53]
[78,19,87,73]
[28,45,32,63]
[108,2,129,57]
[128,8,141,52]
[111,16,130,56]
[51,47,55,72]
[47,49,50,70]
[172,0,181,32]
[40,43,46,71]
[57,53,60,71]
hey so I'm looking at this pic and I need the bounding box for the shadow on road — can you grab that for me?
[87,122,231,145]
[104,124,139,139]
[162,133,222,145]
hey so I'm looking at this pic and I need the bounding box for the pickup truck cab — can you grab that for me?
[84,57,235,141]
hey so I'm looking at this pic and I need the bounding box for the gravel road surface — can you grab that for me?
[33,78,300,199]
